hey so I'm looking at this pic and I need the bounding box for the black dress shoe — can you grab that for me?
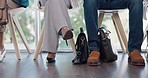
[46,58,55,63]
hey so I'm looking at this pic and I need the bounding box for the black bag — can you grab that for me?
[99,27,117,62]
[72,27,89,64]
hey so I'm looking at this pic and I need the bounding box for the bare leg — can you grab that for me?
[0,26,6,61]
[0,32,4,51]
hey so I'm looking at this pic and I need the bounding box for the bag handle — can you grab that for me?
[98,27,111,37]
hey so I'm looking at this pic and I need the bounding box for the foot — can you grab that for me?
[87,50,101,66]
[128,50,145,66]
[46,52,56,63]
[59,26,73,40]
[0,48,6,62]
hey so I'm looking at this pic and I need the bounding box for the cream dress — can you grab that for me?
[42,0,79,53]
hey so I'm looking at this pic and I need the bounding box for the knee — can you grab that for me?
[129,0,143,5]
[84,0,97,8]
[129,0,143,10]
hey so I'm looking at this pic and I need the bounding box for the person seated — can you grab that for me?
[0,0,29,61]
[39,0,79,63]
[83,0,145,66]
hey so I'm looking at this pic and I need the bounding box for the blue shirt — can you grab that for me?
[12,0,29,8]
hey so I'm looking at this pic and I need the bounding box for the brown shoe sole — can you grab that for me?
[63,30,73,40]
[128,57,145,66]
[87,61,101,66]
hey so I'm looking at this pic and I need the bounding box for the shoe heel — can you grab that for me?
[62,30,73,40]
[65,40,68,46]
[46,58,55,63]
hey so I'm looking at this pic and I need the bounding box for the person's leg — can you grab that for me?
[42,0,59,63]
[0,32,4,50]
[47,0,73,40]
[0,26,5,50]
[43,0,73,52]
[105,0,144,66]
[0,0,20,61]
[128,0,143,52]
[84,0,101,66]
[84,0,100,51]
[7,0,20,9]
[106,0,144,66]
[0,26,6,61]
[42,0,73,63]
[127,0,145,66]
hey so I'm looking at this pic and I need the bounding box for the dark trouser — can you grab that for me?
[84,0,143,52]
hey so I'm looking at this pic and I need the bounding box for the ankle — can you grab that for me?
[59,26,69,35]
[90,50,100,55]
[47,52,56,58]
[0,45,4,51]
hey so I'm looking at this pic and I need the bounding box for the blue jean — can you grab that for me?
[84,0,143,52]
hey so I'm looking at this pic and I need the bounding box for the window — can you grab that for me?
[4,0,148,52]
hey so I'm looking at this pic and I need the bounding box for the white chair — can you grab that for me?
[143,0,148,60]
[98,10,128,53]
[8,7,31,60]
[33,8,76,60]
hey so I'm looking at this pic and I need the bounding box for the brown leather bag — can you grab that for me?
[0,0,8,25]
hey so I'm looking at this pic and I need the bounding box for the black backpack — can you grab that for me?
[99,27,117,62]
[72,27,89,64]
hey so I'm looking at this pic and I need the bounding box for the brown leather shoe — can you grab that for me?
[46,52,56,63]
[128,50,145,66]
[87,50,101,66]
[59,26,73,40]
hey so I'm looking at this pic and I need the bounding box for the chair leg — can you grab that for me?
[33,27,76,59]
[12,16,31,53]
[9,15,21,60]
[111,15,126,53]
[143,29,148,45]
[33,28,44,60]
[98,12,105,27]
[69,36,76,55]
[112,13,128,53]
[147,53,148,60]
[146,30,148,60]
